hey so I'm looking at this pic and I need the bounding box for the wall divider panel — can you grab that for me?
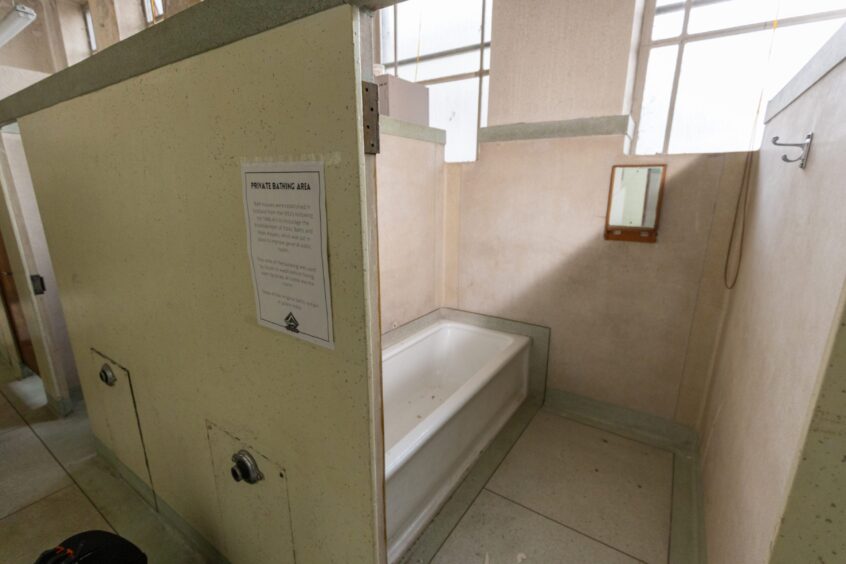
[13,5,384,563]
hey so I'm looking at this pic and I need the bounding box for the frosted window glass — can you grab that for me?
[398,51,481,82]
[688,0,780,33]
[776,0,846,19]
[688,0,845,33]
[397,48,488,82]
[763,19,845,100]
[636,45,678,155]
[429,78,480,162]
[484,0,493,42]
[396,0,483,60]
[652,10,685,40]
[380,8,395,64]
[669,31,772,153]
[669,20,844,153]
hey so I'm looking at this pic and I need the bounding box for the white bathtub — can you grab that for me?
[383,320,530,561]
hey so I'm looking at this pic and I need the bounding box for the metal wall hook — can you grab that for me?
[772,133,813,169]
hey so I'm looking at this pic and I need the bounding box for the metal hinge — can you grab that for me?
[362,81,380,155]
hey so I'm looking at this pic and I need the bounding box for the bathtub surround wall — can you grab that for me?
[12,4,386,562]
[699,30,846,564]
[452,133,746,422]
[376,119,448,331]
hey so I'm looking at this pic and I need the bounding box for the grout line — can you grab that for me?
[425,408,537,558]
[0,484,77,522]
[400,402,539,563]
[543,408,679,456]
[667,453,676,564]
[483,488,648,563]
[0,386,117,532]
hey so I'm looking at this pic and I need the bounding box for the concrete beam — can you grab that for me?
[0,0,404,125]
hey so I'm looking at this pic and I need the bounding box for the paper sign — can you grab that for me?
[242,161,334,349]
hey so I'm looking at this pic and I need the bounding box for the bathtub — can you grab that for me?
[383,320,530,561]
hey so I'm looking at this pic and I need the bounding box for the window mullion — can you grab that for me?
[475,0,487,155]
[662,0,693,154]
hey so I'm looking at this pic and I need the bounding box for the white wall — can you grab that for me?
[699,36,846,564]
[376,133,446,331]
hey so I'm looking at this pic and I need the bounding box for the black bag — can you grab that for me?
[34,530,147,563]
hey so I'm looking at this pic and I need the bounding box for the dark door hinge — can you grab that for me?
[362,81,380,155]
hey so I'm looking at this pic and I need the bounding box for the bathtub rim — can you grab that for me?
[383,320,530,480]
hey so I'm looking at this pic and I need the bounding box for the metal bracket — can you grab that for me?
[772,133,813,169]
[362,81,380,155]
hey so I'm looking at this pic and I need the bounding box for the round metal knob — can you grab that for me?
[99,363,116,386]
[230,450,263,484]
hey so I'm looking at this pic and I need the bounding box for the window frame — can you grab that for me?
[631,0,846,155]
[82,3,97,54]
[142,0,166,26]
[377,0,492,161]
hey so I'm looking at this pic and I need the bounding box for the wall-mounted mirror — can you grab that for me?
[605,165,666,243]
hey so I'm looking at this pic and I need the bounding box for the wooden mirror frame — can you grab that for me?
[604,164,667,243]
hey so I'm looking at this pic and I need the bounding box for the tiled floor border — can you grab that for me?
[94,438,229,564]
[543,389,703,564]
[400,388,705,564]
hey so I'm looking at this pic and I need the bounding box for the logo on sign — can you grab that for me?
[284,312,300,333]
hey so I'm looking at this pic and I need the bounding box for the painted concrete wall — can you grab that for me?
[452,135,745,421]
[376,133,445,332]
[19,6,383,562]
[0,66,48,101]
[699,51,846,564]
[487,0,643,126]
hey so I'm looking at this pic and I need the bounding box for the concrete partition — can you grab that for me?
[11,4,384,563]
[699,26,846,564]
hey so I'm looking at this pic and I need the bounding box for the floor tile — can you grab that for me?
[25,401,97,469]
[433,490,640,564]
[0,391,24,437]
[0,426,72,519]
[0,485,112,563]
[70,455,206,563]
[487,411,672,564]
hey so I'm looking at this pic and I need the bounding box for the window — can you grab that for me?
[83,4,97,53]
[635,0,846,154]
[379,0,492,162]
[143,0,165,25]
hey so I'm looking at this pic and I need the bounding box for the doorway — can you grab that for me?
[0,227,38,374]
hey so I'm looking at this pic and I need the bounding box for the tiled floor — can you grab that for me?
[431,410,674,564]
[2,369,676,564]
[0,371,205,563]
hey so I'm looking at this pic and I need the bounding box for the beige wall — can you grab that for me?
[488,0,643,126]
[20,6,383,562]
[452,135,745,420]
[376,134,445,331]
[699,53,846,564]
[164,0,201,17]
